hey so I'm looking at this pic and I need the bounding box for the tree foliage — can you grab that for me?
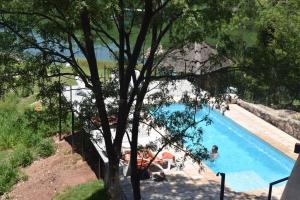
[220,0,300,108]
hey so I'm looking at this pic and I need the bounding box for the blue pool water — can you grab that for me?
[162,104,295,192]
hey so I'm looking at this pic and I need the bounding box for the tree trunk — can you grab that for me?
[131,126,141,200]
[107,160,122,200]
[130,81,152,200]
[131,153,141,199]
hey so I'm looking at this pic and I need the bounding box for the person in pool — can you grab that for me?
[210,145,219,161]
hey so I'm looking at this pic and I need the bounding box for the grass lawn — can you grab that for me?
[0,89,38,114]
[60,59,117,85]
[53,180,107,200]
[16,94,37,113]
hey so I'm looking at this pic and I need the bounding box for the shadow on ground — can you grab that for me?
[64,131,102,179]
[122,172,272,200]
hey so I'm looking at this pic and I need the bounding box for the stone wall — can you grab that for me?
[237,99,300,140]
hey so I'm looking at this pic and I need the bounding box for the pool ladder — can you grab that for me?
[216,172,289,200]
[268,177,289,200]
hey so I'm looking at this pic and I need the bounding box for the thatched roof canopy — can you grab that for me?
[160,43,232,75]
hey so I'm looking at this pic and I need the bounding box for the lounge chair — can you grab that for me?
[120,149,176,176]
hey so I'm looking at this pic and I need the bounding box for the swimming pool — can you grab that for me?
[162,104,295,192]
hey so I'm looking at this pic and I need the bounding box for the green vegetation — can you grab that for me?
[76,59,116,73]
[0,99,57,150]
[0,162,18,195]
[53,180,107,200]
[0,150,11,162]
[217,0,300,110]
[61,59,116,85]
[0,93,59,194]
[10,145,33,167]
[36,139,56,158]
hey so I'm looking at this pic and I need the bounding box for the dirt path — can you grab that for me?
[7,136,97,200]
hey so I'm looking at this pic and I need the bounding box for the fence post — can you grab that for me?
[104,65,106,83]
[58,70,62,140]
[81,130,85,161]
[70,86,74,153]
[98,158,101,179]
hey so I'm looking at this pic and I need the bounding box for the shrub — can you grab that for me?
[10,145,33,167]
[20,130,42,149]
[36,139,55,158]
[0,162,18,195]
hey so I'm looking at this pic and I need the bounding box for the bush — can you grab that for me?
[20,130,42,149]
[0,162,18,195]
[10,145,33,167]
[36,139,55,158]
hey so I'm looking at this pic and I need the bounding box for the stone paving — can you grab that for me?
[121,104,299,200]
[121,166,268,200]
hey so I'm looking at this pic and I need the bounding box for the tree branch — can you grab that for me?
[153,0,171,15]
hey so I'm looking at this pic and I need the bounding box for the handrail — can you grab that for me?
[294,143,300,153]
[217,172,225,200]
[268,176,289,200]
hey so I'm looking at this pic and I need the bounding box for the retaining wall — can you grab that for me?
[237,100,300,140]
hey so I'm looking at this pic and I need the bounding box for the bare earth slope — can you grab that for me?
[8,137,97,200]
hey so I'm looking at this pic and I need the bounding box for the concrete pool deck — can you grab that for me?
[226,104,299,160]
[121,104,299,200]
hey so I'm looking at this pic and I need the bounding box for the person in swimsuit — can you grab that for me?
[210,145,219,161]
